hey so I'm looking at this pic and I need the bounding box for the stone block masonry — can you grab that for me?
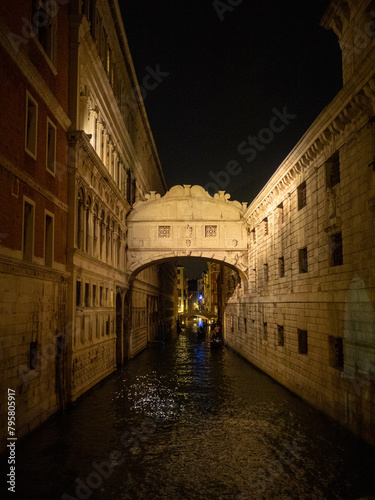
[223,0,375,443]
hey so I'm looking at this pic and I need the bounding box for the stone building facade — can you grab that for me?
[0,0,176,451]
[65,0,174,402]
[223,0,375,445]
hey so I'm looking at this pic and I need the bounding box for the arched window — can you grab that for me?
[100,210,105,260]
[106,216,111,263]
[85,196,92,253]
[77,188,85,250]
[93,204,98,257]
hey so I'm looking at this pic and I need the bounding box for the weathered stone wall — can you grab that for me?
[224,62,375,444]
[0,268,67,450]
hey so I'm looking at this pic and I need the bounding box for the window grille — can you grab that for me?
[158,226,171,238]
[297,181,307,210]
[205,225,217,237]
[298,329,308,354]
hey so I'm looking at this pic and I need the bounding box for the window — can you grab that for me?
[31,0,56,63]
[46,118,56,174]
[231,316,234,333]
[244,318,247,334]
[263,218,268,235]
[85,283,90,307]
[238,317,240,330]
[106,318,110,335]
[29,341,38,370]
[25,92,38,158]
[23,199,35,262]
[264,263,268,283]
[278,257,285,278]
[277,325,285,346]
[277,202,284,224]
[93,285,97,306]
[177,269,181,274]
[329,232,343,267]
[205,225,217,237]
[158,226,171,238]
[263,322,268,341]
[329,336,344,370]
[299,248,308,274]
[326,151,340,188]
[76,281,81,307]
[44,213,53,267]
[297,181,307,210]
[251,228,256,243]
[100,286,103,306]
[298,329,308,354]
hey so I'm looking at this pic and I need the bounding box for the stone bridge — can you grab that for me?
[127,185,249,284]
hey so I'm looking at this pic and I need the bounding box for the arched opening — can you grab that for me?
[127,255,247,351]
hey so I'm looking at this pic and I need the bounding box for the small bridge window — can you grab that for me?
[205,225,217,237]
[158,226,171,238]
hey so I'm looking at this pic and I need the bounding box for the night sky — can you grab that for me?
[119,0,343,205]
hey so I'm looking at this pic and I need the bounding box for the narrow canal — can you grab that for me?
[10,323,375,499]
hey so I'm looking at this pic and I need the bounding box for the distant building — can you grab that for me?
[177,266,185,313]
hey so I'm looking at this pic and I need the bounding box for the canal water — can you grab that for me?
[6,323,375,499]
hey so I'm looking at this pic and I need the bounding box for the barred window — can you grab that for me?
[263,217,268,235]
[329,336,344,370]
[297,181,307,210]
[329,232,343,267]
[205,225,217,237]
[158,226,171,238]
[326,151,340,188]
[298,329,308,354]
[264,263,268,282]
[299,247,308,274]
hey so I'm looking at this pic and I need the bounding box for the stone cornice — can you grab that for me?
[244,59,375,227]
[132,184,248,213]
[0,255,70,282]
[0,153,69,213]
[0,18,71,131]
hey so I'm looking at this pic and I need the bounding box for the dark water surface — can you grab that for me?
[5,328,375,499]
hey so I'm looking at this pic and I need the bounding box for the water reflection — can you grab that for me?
[7,330,375,500]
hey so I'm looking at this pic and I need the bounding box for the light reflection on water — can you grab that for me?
[9,328,375,500]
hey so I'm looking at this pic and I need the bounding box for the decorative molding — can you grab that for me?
[0,153,69,213]
[0,18,71,131]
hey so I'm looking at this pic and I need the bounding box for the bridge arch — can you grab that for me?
[127,185,249,287]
